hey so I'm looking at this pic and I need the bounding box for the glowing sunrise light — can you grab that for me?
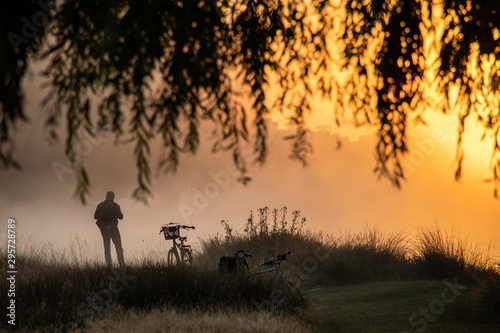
[266,0,498,185]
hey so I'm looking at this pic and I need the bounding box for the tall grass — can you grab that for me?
[1,244,305,331]
[197,207,326,272]
[321,227,409,284]
[2,207,499,332]
[411,225,498,283]
[1,207,317,331]
[83,306,314,333]
[198,208,499,286]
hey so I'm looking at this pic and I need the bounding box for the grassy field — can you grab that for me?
[307,280,500,333]
[41,280,500,332]
[2,208,500,332]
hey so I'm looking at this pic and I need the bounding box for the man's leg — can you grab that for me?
[100,227,112,267]
[110,225,125,267]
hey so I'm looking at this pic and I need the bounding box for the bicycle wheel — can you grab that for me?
[182,248,193,266]
[167,249,178,266]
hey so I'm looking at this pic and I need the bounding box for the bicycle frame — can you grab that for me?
[250,265,280,275]
[169,238,189,264]
[249,250,291,277]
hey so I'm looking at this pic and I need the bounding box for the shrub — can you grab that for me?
[320,226,409,284]
[411,225,498,284]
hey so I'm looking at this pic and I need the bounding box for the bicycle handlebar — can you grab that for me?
[159,223,195,234]
[260,250,292,266]
[235,250,252,258]
[277,250,292,261]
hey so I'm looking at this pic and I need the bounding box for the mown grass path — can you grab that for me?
[305,281,500,333]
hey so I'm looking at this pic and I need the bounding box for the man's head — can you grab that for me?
[105,191,115,201]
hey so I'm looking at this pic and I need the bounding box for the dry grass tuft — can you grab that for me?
[82,306,314,333]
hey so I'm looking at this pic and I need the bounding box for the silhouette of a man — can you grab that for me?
[94,191,124,267]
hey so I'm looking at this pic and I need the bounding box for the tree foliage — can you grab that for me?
[339,0,500,194]
[1,0,500,202]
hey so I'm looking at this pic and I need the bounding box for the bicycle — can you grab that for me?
[218,249,304,309]
[159,223,195,266]
[218,249,292,276]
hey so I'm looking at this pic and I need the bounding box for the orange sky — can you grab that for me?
[1,83,499,262]
[1,1,500,263]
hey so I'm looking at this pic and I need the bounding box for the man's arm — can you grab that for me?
[115,203,124,220]
[94,204,101,220]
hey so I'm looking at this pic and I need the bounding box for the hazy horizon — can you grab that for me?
[1,59,500,264]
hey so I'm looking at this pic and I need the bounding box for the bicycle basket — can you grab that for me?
[163,225,180,240]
